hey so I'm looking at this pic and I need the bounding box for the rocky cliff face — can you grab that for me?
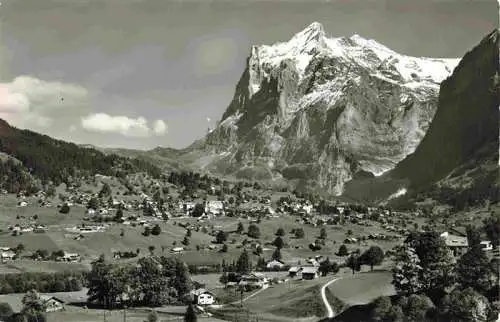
[343,29,499,203]
[195,22,459,195]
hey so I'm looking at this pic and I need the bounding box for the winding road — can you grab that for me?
[321,277,341,318]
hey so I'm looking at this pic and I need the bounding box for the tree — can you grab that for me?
[191,203,205,217]
[151,224,162,236]
[391,245,424,295]
[87,255,113,308]
[215,231,227,244]
[0,302,13,321]
[247,224,260,239]
[98,183,112,198]
[345,254,361,274]
[21,289,46,322]
[466,225,482,247]
[87,197,99,210]
[219,271,228,287]
[294,228,305,239]
[483,213,500,246]
[404,231,455,293]
[236,222,244,234]
[221,244,228,253]
[273,236,284,249]
[182,236,190,246]
[46,185,56,198]
[271,248,282,261]
[319,227,327,239]
[255,245,263,256]
[456,245,491,294]
[147,310,159,322]
[319,257,332,276]
[236,249,251,274]
[59,203,70,214]
[439,287,491,322]
[184,304,197,322]
[186,229,192,237]
[360,246,384,271]
[403,294,434,322]
[337,244,349,257]
[371,296,393,322]
[276,227,285,237]
[148,245,155,255]
[114,207,123,221]
[143,226,151,236]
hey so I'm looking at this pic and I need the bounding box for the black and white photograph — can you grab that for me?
[0,0,498,321]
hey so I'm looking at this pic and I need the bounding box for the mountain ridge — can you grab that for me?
[342,28,499,207]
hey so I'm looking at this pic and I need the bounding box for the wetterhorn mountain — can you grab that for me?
[188,22,459,195]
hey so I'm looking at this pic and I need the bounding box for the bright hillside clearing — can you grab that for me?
[327,270,396,306]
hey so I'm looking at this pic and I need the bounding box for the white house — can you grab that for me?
[40,296,65,312]
[480,240,493,251]
[18,201,28,207]
[205,200,224,215]
[239,272,269,289]
[57,252,81,262]
[301,266,319,280]
[191,289,216,305]
[440,232,468,256]
[288,266,302,277]
[1,250,15,261]
[172,247,184,254]
[266,260,285,270]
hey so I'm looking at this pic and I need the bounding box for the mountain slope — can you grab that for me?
[343,29,500,206]
[0,119,162,191]
[187,22,459,195]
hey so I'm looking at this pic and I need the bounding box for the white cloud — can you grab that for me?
[153,119,167,136]
[0,75,168,143]
[81,113,166,138]
[0,76,88,129]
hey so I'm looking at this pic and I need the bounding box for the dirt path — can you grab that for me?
[321,277,341,318]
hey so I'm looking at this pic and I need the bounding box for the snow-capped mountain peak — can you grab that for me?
[246,23,459,99]
[289,21,327,49]
[201,22,461,195]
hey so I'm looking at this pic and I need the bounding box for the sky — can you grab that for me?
[0,0,497,150]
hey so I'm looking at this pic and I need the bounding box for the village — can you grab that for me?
[0,171,497,322]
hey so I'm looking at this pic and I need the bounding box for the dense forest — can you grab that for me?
[0,271,86,294]
[0,119,162,192]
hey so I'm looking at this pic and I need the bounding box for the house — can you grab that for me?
[191,288,216,305]
[18,201,28,207]
[440,232,468,256]
[480,240,493,251]
[56,252,81,262]
[40,296,65,312]
[301,266,319,280]
[239,272,269,289]
[172,247,184,254]
[205,200,224,215]
[288,266,302,277]
[266,260,285,270]
[1,250,16,261]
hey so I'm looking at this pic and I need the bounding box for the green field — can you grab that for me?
[0,190,403,272]
[327,270,396,306]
